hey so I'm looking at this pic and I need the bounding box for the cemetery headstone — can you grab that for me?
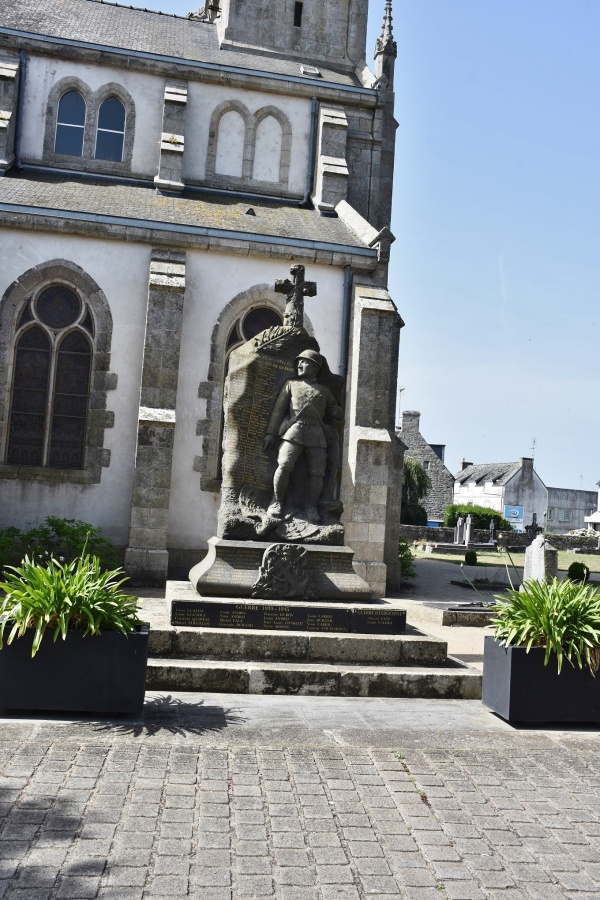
[523,535,558,585]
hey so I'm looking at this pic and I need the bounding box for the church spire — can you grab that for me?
[379,1,396,53]
[374,0,397,84]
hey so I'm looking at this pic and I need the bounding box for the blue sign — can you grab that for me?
[504,505,524,533]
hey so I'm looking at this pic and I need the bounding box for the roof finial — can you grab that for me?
[376,0,397,58]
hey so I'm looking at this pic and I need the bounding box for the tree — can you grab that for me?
[401,458,431,525]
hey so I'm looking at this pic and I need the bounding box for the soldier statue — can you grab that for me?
[263,349,343,524]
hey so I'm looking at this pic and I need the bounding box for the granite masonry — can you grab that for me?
[0,0,404,594]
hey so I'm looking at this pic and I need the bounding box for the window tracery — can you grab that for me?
[0,260,116,484]
[7,285,93,469]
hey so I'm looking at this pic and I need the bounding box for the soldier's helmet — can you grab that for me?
[295,349,323,370]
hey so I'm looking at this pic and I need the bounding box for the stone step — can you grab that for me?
[146,657,482,698]
[148,626,448,666]
[401,598,494,628]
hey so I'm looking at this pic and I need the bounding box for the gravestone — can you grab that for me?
[185,264,374,616]
[454,516,465,545]
[464,514,474,547]
[523,535,558,585]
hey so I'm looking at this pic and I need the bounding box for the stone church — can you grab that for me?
[0,0,403,595]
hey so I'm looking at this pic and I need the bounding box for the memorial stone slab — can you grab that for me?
[170,595,406,635]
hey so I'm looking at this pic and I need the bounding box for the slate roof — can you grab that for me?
[455,462,522,486]
[0,170,373,251]
[1,0,362,87]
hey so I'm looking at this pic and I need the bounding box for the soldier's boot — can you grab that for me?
[267,467,289,518]
[305,476,323,523]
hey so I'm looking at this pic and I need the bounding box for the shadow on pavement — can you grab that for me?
[0,695,247,737]
[88,694,246,737]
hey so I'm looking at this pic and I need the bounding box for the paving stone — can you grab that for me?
[153,857,189,876]
[359,874,402,893]
[236,857,272,875]
[236,873,275,895]
[316,865,355,884]
[444,880,486,899]
[55,876,101,898]
[320,887,361,899]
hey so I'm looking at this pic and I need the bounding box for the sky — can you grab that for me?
[128,0,599,492]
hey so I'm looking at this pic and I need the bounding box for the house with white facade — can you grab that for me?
[455,459,596,535]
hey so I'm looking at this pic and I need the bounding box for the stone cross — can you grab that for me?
[275,264,317,328]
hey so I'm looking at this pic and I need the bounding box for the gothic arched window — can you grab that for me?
[95,96,126,162]
[55,90,86,157]
[226,306,283,354]
[7,285,94,468]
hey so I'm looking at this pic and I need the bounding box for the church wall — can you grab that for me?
[0,230,150,545]
[167,253,345,550]
[183,82,311,196]
[21,56,163,176]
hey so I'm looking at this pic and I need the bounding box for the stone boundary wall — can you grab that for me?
[399,525,491,544]
[496,532,534,550]
[544,532,600,552]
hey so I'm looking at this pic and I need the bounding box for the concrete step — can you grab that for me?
[402,598,494,627]
[146,657,482,698]
[148,626,448,666]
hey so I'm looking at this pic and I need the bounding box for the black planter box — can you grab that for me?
[482,634,600,723]
[0,624,149,715]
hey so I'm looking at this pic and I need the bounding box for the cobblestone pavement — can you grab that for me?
[1,694,600,900]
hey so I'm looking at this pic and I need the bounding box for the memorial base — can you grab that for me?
[189,537,374,602]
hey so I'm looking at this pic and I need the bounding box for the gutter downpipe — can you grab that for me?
[300,97,318,208]
[334,264,353,501]
[339,264,353,379]
[14,50,26,170]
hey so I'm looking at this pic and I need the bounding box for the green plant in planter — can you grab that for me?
[492,578,600,674]
[0,553,141,657]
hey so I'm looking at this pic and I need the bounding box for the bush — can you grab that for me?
[0,517,118,572]
[398,541,417,579]
[567,561,590,583]
[464,550,478,566]
[0,553,141,657]
[401,503,428,526]
[492,578,600,674]
[443,504,513,531]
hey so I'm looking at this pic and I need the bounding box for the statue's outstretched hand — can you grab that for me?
[263,434,276,452]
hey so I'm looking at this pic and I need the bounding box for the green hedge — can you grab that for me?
[443,504,513,531]
[0,517,118,572]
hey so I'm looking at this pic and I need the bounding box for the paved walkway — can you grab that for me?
[1,696,600,900]
[2,558,597,899]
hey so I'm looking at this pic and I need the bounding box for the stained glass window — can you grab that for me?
[48,332,91,468]
[6,287,93,469]
[226,306,283,356]
[242,307,282,339]
[95,97,125,162]
[55,90,86,157]
[36,285,81,329]
[6,328,51,466]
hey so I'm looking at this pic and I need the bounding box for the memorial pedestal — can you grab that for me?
[188,537,374,603]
